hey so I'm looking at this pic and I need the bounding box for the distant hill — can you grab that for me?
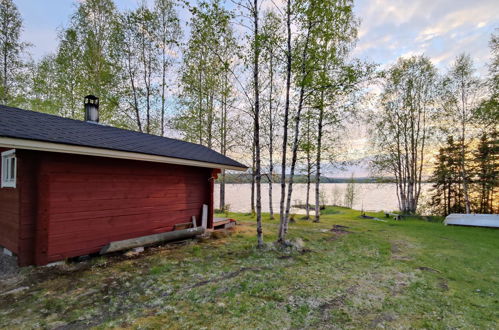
[216,173,395,184]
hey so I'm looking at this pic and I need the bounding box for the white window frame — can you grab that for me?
[1,149,16,188]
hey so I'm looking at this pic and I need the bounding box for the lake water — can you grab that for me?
[214,183,432,213]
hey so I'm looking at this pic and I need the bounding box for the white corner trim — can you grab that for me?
[0,137,247,171]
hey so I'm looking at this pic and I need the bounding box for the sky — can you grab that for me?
[13,0,499,177]
[352,0,498,74]
[16,0,498,71]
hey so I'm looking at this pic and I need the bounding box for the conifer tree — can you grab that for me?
[473,132,498,213]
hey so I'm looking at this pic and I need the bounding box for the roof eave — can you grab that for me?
[0,137,248,172]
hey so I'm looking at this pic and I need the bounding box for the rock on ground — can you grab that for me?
[0,253,18,279]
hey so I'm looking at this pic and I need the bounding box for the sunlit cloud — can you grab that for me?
[353,0,499,72]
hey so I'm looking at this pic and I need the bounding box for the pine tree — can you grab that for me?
[473,132,498,213]
[442,54,483,213]
[429,136,467,216]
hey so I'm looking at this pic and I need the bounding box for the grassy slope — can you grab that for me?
[0,207,498,329]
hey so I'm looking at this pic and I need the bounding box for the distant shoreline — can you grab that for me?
[216,174,404,184]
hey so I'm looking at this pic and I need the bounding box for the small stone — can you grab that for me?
[44,261,65,267]
[292,238,305,249]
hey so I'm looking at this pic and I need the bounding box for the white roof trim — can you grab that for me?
[0,137,247,171]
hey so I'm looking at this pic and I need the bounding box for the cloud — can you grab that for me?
[353,0,499,72]
[417,4,497,42]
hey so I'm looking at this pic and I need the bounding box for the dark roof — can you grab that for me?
[0,105,247,169]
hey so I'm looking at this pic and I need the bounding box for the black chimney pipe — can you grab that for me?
[84,95,99,123]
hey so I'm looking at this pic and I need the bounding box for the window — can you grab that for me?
[1,150,16,188]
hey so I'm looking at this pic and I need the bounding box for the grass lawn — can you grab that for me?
[1,207,498,329]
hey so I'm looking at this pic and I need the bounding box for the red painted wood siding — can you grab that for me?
[17,150,39,266]
[35,153,212,265]
[0,147,19,254]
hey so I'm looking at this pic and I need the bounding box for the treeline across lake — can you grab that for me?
[218,174,394,184]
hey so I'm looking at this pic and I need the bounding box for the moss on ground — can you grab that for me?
[0,207,498,329]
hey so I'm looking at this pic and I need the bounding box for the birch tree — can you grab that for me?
[71,0,120,122]
[301,108,316,219]
[371,56,439,214]
[154,0,181,136]
[0,0,26,105]
[115,5,160,133]
[281,0,360,233]
[281,0,317,239]
[215,12,238,213]
[231,0,265,246]
[306,0,360,222]
[476,31,498,131]
[277,0,293,243]
[249,0,263,247]
[261,10,283,220]
[175,0,231,147]
[28,55,61,114]
[54,28,84,118]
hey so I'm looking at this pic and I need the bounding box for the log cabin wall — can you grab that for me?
[17,150,39,265]
[0,147,20,255]
[34,152,212,265]
[0,148,38,265]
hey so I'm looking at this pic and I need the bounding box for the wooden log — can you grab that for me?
[100,227,205,254]
[192,216,197,228]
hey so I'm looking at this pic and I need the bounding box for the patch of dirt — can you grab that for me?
[438,278,449,291]
[390,271,414,295]
[190,266,270,289]
[417,266,441,273]
[390,241,413,261]
[328,225,352,241]
[370,312,396,327]
[318,285,357,321]
[390,242,401,254]
[331,225,351,233]
[278,255,293,259]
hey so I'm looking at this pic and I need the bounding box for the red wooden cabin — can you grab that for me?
[0,97,246,266]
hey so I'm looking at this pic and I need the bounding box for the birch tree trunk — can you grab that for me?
[305,113,311,220]
[460,80,471,214]
[252,0,263,247]
[278,0,292,243]
[251,142,255,214]
[268,50,275,220]
[284,24,312,235]
[314,91,324,222]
